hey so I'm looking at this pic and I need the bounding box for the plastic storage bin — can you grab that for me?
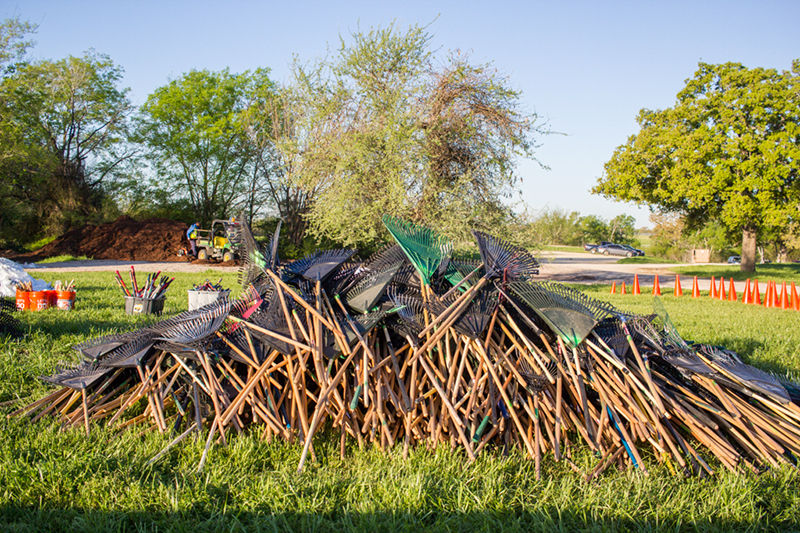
[124,296,165,315]
[187,289,229,311]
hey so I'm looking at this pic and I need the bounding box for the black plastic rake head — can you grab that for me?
[344,262,403,314]
[517,355,556,394]
[73,331,140,360]
[507,281,611,347]
[472,231,539,281]
[97,332,157,368]
[426,288,499,339]
[283,249,357,283]
[154,310,229,351]
[41,361,111,390]
[243,288,295,356]
[0,301,21,338]
[444,256,483,290]
[237,219,278,290]
[386,286,426,339]
[696,343,791,404]
[335,308,388,350]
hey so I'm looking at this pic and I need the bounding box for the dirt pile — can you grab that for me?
[24,216,190,262]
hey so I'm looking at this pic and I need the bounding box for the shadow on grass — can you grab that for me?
[0,505,789,533]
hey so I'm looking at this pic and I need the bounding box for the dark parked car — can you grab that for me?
[620,244,645,256]
[596,243,644,257]
[585,241,612,253]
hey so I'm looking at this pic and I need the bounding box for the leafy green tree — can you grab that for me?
[0,47,132,240]
[576,215,609,244]
[241,86,321,247]
[607,214,636,245]
[521,208,580,245]
[135,69,275,225]
[595,61,800,272]
[284,23,545,248]
[0,17,35,72]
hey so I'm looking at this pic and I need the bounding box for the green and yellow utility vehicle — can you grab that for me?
[194,219,242,262]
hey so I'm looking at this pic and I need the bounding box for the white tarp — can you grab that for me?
[0,257,51,297]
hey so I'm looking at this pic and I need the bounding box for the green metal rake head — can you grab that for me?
[381,215,452,286]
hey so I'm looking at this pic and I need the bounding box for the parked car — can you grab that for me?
[727,255,741,264]
[621,244,645,257]
[585,241,612,254]
[596,243,643,257]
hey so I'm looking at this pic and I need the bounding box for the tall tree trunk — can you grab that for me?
[741,226,757,272]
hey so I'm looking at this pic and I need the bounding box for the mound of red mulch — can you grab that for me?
[19,216,191,262]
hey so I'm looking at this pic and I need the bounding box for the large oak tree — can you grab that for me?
[595,61,800,271]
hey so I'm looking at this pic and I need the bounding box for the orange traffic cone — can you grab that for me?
[718,277,727,300]
[780,281,789,309]
[771,281,780,308]
[752,279,761,305]
[610,282,616,294]
[621,282,627,295]
[691,276,700,298]
[674,274,683,296]
[792,282,799,311]
[728,278,737,302]
[652,274,661,296]
[632,274,641,295]
[742,279,751,304]
[710,276,717,298]
[764,281,774,308]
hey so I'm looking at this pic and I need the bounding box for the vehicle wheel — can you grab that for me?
[222,251,233,262]
[591,249,596,254]
[626,252,633,257]
[603,250,609,255]
[197,248,208,260]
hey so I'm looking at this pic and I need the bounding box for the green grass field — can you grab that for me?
[674,263,800,283]
[2,271,800,532]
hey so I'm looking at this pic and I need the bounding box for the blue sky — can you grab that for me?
[4,0,798,227]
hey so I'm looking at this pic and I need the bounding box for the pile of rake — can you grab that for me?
[12,216,800,479]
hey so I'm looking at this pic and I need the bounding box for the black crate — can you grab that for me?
[124,296,165,316]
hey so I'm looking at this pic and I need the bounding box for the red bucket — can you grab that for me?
[30,291,49,311]
[15,289,30,311]
[56,290,76,310]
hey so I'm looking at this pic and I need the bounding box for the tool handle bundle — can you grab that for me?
[53,280,76,291]
[115,266,173,299]
[192,279,225,291]
[19,217,800,480]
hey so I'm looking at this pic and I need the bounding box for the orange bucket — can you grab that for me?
[46,290,58,308]
[30,291,49,311]
[56,290,76,310]
[15,289,31,311]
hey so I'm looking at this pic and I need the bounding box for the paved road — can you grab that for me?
[22,252,742,290]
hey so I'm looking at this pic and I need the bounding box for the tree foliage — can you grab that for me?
[595,61,800,271]
[0,17,35,72]
[282,23,545,248]
[135,69,276,226]
[0,39,132,242]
